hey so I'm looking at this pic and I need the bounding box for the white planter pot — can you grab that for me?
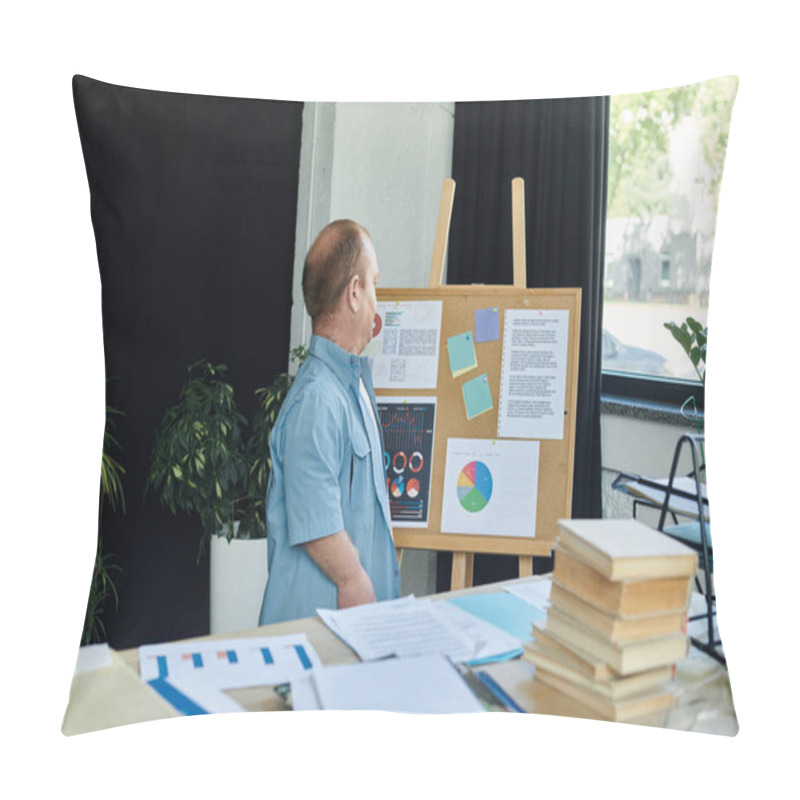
[209,526,268,635]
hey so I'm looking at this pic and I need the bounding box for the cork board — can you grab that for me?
[375,284,582,562]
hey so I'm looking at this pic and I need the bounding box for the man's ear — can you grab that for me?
[345,273,361,313]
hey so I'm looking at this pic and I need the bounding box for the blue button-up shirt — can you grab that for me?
[259,335,401,624]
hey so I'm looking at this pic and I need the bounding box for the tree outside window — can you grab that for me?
[602,77,738,383]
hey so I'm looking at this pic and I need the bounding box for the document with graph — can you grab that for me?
[377,396,436,528]
[138,633,322,689]
[440,438,540,538]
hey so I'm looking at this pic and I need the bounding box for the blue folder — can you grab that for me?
[446,591,547,643]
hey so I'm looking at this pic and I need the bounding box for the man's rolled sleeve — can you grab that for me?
[282,391,346,547]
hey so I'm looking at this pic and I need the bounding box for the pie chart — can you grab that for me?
[457,460,493,513]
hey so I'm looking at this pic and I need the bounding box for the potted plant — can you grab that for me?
[82,401,125,645]
[146,349,307,633]
[664,315,707,460]
[146,360,249,555]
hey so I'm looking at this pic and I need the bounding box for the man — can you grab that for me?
[259,220,400,624]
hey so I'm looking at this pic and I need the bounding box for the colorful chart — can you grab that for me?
[409,451,424,472]
[406,478,420,499]
[390,475,405,498]
[456,460,493,513]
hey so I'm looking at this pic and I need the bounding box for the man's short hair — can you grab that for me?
[302,220,370,321]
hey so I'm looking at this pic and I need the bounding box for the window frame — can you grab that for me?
[601,370,704,412]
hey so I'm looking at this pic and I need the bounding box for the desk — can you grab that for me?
[62,577,737,736]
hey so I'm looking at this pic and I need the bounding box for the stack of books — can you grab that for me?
[525,518,698,722]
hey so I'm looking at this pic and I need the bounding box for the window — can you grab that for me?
[601,78,737,403]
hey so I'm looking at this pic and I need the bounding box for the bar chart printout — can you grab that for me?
[377,397,436,528]
[138,634,322,689]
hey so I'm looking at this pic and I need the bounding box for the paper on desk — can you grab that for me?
[139,633,321,689]
[310,653,486,714]
[446,591,546,643]
[430,599,525,664]
[503,578,553,611]
[289,674,322,711]
[318,595,480,662]
[147,674,245,716]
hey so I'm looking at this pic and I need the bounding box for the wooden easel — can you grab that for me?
[388,177,581,590]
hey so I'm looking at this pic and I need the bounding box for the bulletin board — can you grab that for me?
[373,179,582,588]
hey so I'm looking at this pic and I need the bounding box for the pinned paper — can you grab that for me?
[474,307,500,343]
[447,331,478,377]
[462,373,493,420]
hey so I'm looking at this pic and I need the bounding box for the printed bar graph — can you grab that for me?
[139,634,321,689]
[294,645,312,670]
[148,679,208,716]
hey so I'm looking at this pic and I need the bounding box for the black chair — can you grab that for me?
[657,434,723,664]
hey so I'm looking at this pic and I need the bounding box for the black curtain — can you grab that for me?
[438,97,608,588]
[73,76,303,648]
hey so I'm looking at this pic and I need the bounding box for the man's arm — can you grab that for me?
[304,530,376,609]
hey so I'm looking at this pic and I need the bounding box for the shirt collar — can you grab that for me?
[309,334,366,391]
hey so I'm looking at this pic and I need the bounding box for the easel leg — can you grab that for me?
[518,556,533,578]
[396,548,404,569]
[451,552,475,590]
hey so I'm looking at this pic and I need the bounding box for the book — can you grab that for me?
[528,623,613,681]
[553,547,693,617]
[534,668,675,722]
[525,640,674,702]
[546,606,688,675]
[549,582,687,642]
[557,518,698,581]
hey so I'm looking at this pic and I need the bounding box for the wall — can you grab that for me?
[601,406,702,527]
[291,101,456,596]
[290,102,455,352]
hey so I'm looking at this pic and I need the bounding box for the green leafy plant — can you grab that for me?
[82,403,125,645]
[146,349,308,561]
[664,316,707,386]
[243,345,308,537]
[146,360,248,560]
[664,316,707,460]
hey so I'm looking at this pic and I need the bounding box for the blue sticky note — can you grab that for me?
[462,373,493,420]
[474,307,500,343]
[446,592,547,642]
[447,331,478,377]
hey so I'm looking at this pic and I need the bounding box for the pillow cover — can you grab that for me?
[63,75,737,737]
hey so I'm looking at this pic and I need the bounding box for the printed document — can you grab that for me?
[498,308,569,439]
[139,633,321,689]
[367,300,443,389]
[318,596,479,662]
[306,654,486,714]
[440,438,540,538]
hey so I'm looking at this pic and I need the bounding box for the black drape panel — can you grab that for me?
[438,97,607,588]
[73,76,302,648]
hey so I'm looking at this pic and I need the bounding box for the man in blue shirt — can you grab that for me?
[259,220,401,624]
